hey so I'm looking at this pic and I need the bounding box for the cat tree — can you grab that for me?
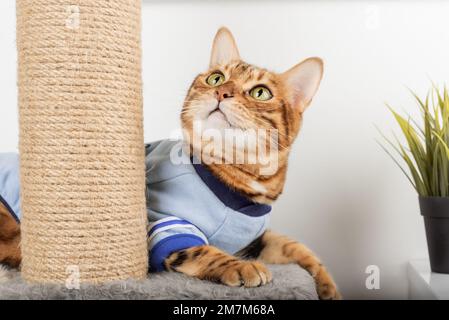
[9,1,320,300]
[16,0,148,283]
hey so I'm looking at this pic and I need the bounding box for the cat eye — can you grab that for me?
[249,86,272,101]
[206,72,225,87]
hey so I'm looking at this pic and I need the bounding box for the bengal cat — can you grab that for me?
[165,27,341,299]
[0,27,340,299]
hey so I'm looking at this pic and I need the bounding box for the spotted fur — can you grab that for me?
[0,203,21,268]
[172,27,341,299]
[0,27,340,299]
[166,231,340,299]
[246,230,341,300]
[181,59,297,203]
[165,245,272,288]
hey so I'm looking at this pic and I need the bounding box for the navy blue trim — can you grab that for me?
[0,194,19,224]
[145,143,152,156]
[191,158,271,217]
[149,233,206,272]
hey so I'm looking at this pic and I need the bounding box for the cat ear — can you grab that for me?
[210,27,240,67]
[281,57,323,112]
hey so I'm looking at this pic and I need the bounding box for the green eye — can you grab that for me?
[250,86,272,101]
[206,72,225,86]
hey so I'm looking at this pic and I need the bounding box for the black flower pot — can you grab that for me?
[419,196,449,273]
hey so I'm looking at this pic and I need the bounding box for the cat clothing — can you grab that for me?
[145,140,271,271]
[0,141,271,272]
[0,153,20,223]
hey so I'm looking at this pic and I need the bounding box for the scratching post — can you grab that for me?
[17,0,147,283]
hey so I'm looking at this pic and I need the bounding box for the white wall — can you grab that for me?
[2,0,449,299]
[140,0,448,299]
[0,1,18,152]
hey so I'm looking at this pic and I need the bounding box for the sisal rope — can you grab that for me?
[17,0,148,283]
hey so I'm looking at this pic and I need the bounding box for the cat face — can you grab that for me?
[181,27,323,174]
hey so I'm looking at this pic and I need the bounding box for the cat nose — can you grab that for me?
[215,84,234,102]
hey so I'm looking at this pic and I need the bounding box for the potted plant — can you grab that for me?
[380,86,449,273]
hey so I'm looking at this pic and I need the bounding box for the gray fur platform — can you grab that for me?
[0,264,317,300]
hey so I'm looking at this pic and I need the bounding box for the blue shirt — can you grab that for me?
[0,153,21,223]
[145,140,271,271]
[0,141,271,272]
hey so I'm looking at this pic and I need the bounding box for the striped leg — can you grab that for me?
[0,203,21,268]
[164,245,272,287]
[238,230,341,300]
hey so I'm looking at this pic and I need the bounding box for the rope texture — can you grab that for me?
[17,0,148,283]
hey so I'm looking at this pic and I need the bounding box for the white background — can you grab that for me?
[2,0,449,299]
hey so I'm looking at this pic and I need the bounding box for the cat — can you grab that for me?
[0,202,21,268]
[148,27,340,299]
[0,27,340,299]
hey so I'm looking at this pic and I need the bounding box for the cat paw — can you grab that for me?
[316,269,342,300]
[221,261,272,288]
